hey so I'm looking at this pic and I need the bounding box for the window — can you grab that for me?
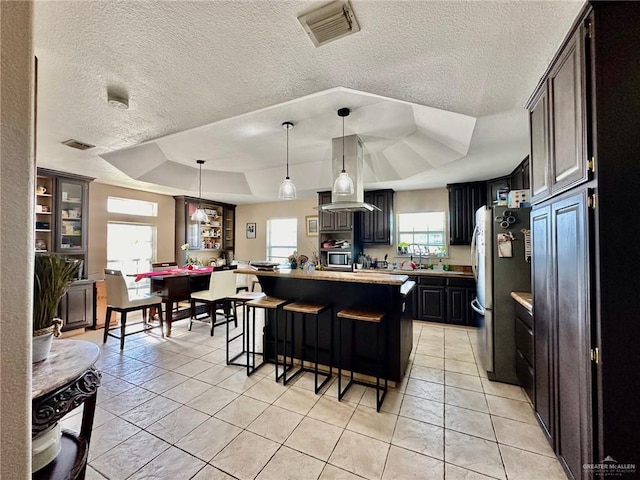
[397,212,447,257]
[267,218,297,263]
[107,222,156,297]
[107,197,158,217]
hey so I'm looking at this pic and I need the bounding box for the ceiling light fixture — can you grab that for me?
[333,107,354,196]
[191,160,209,223]
[278,122,297,200]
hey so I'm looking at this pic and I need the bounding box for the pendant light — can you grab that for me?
[278,121,297,200]
[333,107,355,196]
[191,160,210,223]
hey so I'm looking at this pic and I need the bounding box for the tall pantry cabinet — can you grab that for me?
[527,2,640,478]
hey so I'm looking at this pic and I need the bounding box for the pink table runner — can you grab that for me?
[134,266,214,282]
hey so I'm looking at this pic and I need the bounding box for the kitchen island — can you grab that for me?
[235,268,414,382]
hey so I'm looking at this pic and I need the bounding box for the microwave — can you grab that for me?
[327,251,352,269]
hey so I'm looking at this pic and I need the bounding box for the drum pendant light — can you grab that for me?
[278,121,297,200]
[333,107,354,196]
[191,160,210,223]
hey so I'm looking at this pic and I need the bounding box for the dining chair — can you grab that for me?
[189,269,236,335]
[103,269,164,349]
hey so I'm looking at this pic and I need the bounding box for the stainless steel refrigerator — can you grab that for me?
[471,206,531,384]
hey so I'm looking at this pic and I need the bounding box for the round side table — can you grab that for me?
[32,340,101,479]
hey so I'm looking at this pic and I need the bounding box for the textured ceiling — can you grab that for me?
[33,0,584,204]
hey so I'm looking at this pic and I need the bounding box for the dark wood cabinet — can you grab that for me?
[317,191,361,269]
[531,205,554,443]
[318,191,334,231]
[318,191,352,232]
[548,27,588,196]
[59,280,95,332]
[418,285,445,322]
[360,189,393,245]
[529,88,551,202]
[415,275,476,326]
[529,23,589,205]
[447,182,486,245]
[532,191,592,479]
[513,298,534,403]
[174,196,236,261]
[486,176,510,207]
[527,3,640,473]
[510,157,530,191]
[446,277,476,326]
[35,168,93,268]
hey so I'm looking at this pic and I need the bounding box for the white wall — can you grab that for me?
[87,183,176,279]
[235,198,318,262]
[0,1,34,476]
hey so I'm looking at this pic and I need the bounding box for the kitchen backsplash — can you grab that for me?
[362,244,471,269]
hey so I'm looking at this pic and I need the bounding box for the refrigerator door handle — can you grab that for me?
[470,224,478,281]
[470,297,484,315]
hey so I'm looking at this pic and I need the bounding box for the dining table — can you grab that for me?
[134,265,236,336]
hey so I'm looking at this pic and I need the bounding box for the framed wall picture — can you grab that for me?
[306,216,318,237]
[246,222,256,239]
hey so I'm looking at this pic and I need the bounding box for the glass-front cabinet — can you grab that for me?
[35,168,93,272]
[175,196,236,262]
[35,174,54,253]
[186,203,223,250]
[57,178,88,251]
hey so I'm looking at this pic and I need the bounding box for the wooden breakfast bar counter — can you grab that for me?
[235,268,415,382]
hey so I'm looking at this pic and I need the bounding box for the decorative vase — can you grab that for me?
[32,423,61,473]
[32,319,63,363]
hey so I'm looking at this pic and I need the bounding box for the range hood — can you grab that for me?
[316,134,380,212]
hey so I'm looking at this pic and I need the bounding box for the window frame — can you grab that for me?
[397,211,448,258]
[266,217,298,263]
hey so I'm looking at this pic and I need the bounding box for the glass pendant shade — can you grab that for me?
[191,207,209,223]
[333,107,354,196]
[191,159,210,222]
[333,171,354,196]
[278,121,296,200]
[278,177,297,200]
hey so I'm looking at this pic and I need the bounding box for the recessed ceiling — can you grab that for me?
[33,0,584,204]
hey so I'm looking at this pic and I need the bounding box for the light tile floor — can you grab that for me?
[62,317,567,480]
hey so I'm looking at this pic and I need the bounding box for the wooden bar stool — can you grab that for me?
[280,302,333,393]
[337,307,388,412]
[245,296,288,377]
[225,291,265,367]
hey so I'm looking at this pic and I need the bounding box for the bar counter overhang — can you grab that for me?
[235,268,416,382]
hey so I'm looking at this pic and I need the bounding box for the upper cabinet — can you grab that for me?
[510,157,530,191]
[56,177,89,252]
[175,196,236,260]
[447,182,486,245]
[317,191,352,232]
[360,189,394,245]
[35,168,93,274]
[527,23,591,204]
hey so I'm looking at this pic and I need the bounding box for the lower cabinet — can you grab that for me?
[513,299,534,403]
[417,276,476,326]
[532,190,593,479]
[59,280,95,331]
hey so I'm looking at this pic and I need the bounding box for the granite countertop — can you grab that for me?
[235,268,408,286]
[32,339,100,398]
[511,291,533,312]
[354,269,474,279]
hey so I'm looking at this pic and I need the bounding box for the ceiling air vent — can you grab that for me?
[298,0,360,47]
[61,139,95,151]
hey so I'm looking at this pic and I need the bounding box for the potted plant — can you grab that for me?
[33,254,80,362]
[397,242,409,255]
